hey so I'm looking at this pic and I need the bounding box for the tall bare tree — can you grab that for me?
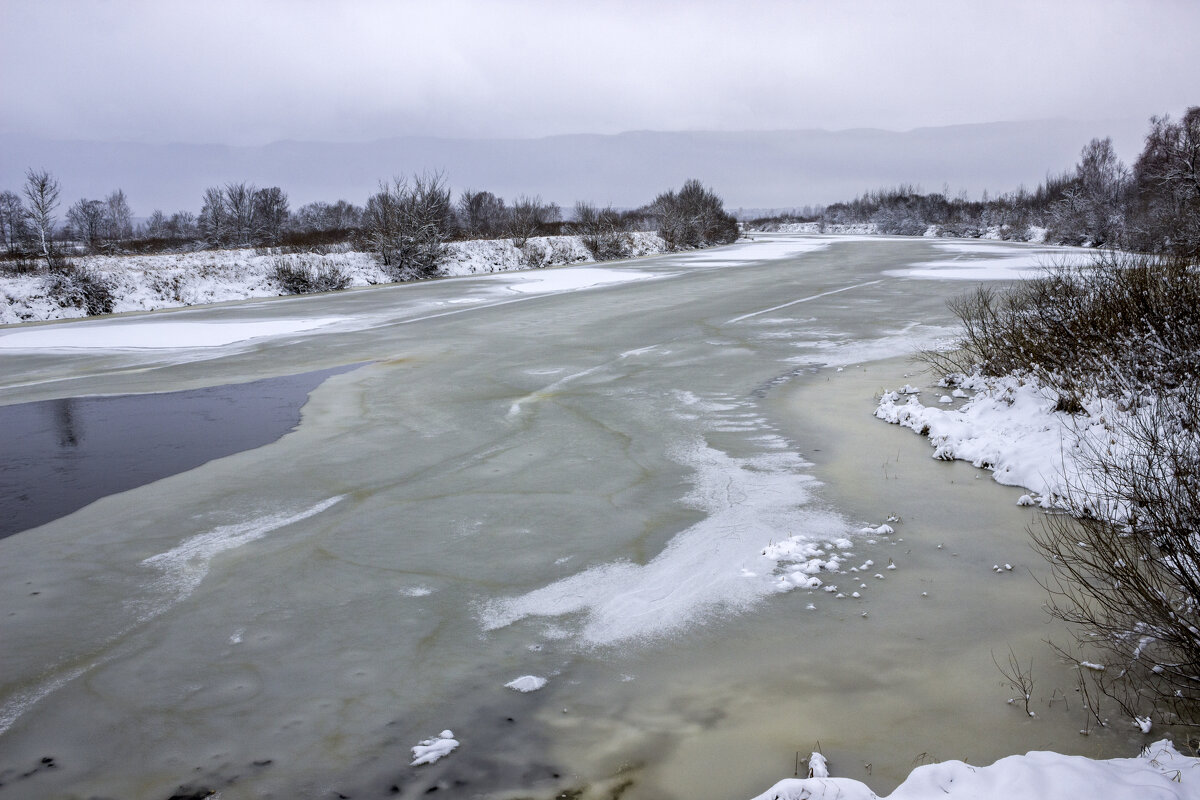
[0,190,26,255]
[252,186,289,245]
[199,187,228,246]
[506,195,559,247]
[223,182,257,246]
[22,168,60,262]
[68,198,106,252]
[103,189,133,247]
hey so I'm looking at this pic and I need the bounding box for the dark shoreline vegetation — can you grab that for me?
[914,107,1200,730]
[750,108,1200,259]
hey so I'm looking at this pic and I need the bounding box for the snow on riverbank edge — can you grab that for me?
[751,740,1199,800]
[747,220,1051,244]
[0,232,669,325]
[874,372,1146,517]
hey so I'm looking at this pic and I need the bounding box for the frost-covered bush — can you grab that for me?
[362,174,454,279]
[571,201,634,261]
[652,179,738,250]
[929,251,1200,401]
[42,261,115,316]
[270,256,351,294]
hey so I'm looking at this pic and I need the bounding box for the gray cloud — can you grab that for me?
[2,0,1197,145]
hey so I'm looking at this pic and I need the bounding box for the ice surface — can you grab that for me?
[0,318,343,350]
[480,394,852,646]
[139,496,344,614]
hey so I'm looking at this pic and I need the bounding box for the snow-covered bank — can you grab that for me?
[0,232,669,325]
[747,220,1051,244]
[874,373,1109,511]
[751,740,1199,800]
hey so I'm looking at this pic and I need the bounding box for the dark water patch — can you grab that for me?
[0,364,361,539]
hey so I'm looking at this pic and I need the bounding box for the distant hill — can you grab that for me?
[0,119,1148,215]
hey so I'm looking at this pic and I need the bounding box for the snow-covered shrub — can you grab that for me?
[42,261,114,316]
[269,256,351,295]
[928,251,1200,400]
[652,179,738,250]
[362,174,454,279]
[572,201,634,261]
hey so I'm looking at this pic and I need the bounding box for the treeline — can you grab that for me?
[0,170,738,277]
[752,107,1200,259]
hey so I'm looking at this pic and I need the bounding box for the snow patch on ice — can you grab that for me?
[480,393,854,646]
[0,318,343,350]
[886,241,1096,281]
[504,675,548,693]
[137,496,343,615]
[497,267,662,295]
[410,730,459,766]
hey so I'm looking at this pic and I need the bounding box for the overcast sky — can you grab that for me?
[2,0,1197,145]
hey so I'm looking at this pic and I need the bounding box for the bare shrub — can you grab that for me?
[924,251,1200,399]
[363,173,453,279]
[270,256,351,295]
[571,201,632,261]
[1032,386,1200,727]
[652,179,738,250]
[42,261,115,315]
[507,195,559,247]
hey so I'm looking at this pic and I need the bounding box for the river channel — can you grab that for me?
[0,235,1144,799]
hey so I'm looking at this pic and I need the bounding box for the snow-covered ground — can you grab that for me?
[875,372,1127,513]
[0,232,669,325]
[752,740,1200,800]
[747,220,1053,244]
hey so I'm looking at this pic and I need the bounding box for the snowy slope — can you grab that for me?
[0,232,668,325]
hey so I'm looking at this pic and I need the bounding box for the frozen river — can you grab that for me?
[0,235,1140,798]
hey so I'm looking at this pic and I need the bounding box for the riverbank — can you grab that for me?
[0,231,670,324]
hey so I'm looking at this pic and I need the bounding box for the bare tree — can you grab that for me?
[22,168,60,263]
[144,209,168,238]
[168,210,198,240]
[457,189,507,238]
[0,190,28,255]
[67,198,106,252]
[652,179,738,250]
[363,172,453,278]
[507,194,558,247]
[199,187,228,246]
[1130,107,1200,258]
[1049,138,1129,247]
[102,189,133,249]
[223,182,257,246]
[252,186,289,245]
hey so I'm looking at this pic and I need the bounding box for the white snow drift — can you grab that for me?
[750,740,1199,800]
